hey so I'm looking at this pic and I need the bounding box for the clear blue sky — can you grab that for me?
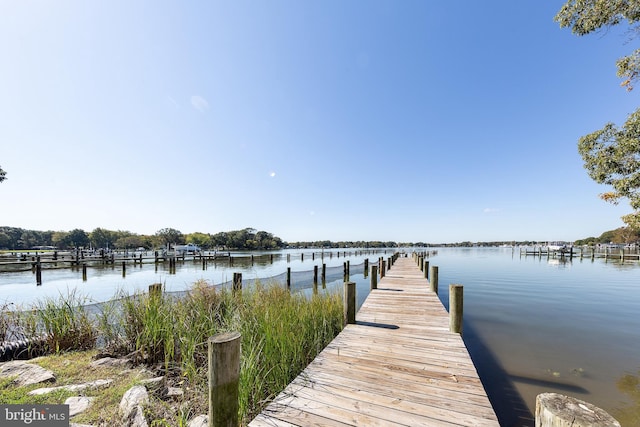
[1,1,637,243]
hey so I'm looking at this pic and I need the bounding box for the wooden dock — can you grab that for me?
[248,256,499,426]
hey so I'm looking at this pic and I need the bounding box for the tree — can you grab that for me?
[155,228,184,247]
[556,1,640,228]
[90,227,116,249]
[0,165,6,183]
[185,232,211,248]
[67,229,90,248]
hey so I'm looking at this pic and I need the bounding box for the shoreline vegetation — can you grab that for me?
[1,225,640,252]
[0,279,344,425]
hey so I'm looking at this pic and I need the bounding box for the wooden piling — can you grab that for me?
[82,264,87,281]
[424,261,429,279]
[149,283,162,297]
[430,265,438,294]
[36,260,42,286]
[122,261,126,277]
[286,267,291,290]
[370,265,378,290]
[381,260,386,278]
[535,393,620,427]
[344,281,356,325]
[313,265,318,286]
[322,263,326,284]
[232,273,242,294]
[208,332,241,427]
[449,284,463,334]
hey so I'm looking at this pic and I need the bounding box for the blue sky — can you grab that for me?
[1,1,637,243]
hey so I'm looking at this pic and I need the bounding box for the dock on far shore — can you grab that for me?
[248,255,499,426]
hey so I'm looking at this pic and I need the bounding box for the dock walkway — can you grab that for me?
[248,256,499,426]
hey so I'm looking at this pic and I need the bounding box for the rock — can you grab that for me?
[124,406,148,427]
[188,415,208,427]
[120,385,149,414]
[90,357,132,369]
[120,385,149,427]
[65,396,94,417]
[139,376,164,386]
[29,378,113,395]
[0,361,55,386]
[164,386,183,399]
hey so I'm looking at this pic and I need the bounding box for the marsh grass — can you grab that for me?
[1,279,344,425]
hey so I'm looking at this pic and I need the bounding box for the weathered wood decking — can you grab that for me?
[248,256,499,426]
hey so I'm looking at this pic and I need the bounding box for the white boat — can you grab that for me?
[547,242,571,251]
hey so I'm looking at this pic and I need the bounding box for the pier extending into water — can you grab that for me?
[247,255,499,426]
[519,246,640,261]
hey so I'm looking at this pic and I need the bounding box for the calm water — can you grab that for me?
[1,247,639,426]
[432,247,640,427]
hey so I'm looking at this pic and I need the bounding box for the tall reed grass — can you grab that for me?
[2,279,344,423]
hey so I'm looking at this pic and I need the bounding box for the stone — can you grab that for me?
[187,415,208,427]
[120,385,149,414]
[89,357,132,369]
[29,378,113,395]
[65,396,94,417]
[0,361,55,387]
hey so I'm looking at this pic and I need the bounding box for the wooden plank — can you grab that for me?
[248,256,499,426]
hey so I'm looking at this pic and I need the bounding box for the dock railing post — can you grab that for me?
[344,281,356,325]
[371,265,378,290]
[286,267,291,290]
[424,261,429,279]
[449,284,463,334]
[208,332,241,427]
[430,266,438,294]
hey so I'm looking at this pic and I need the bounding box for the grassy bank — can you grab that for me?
[0,280,344,425]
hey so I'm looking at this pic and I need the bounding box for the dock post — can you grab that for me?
[424,261,429,279]
[371,265,378,290]
[313,265,318,288]
[82,263,87,281]
[322,263,326,284]
[36,258,42,286]
[381,260,386,278]
[344,281,356,325]
[233,273,242,294]
[287,267,291,290]
[122,261,126,278]
[364,259,368,277]
[208,332,241,427]
[449,284,463,334]
[535,393,620,427]
[149,283,162,297]
[430,266,438,294]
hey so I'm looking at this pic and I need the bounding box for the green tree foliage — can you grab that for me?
[555,0,640,90]
[89,227,116,249]
[556,1,640,228]
[67,229,90,248]
[155,228,184,247]
[185,232,212,248]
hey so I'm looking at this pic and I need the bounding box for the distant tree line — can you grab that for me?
[0,226,286,251]
[4,223,636,251]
